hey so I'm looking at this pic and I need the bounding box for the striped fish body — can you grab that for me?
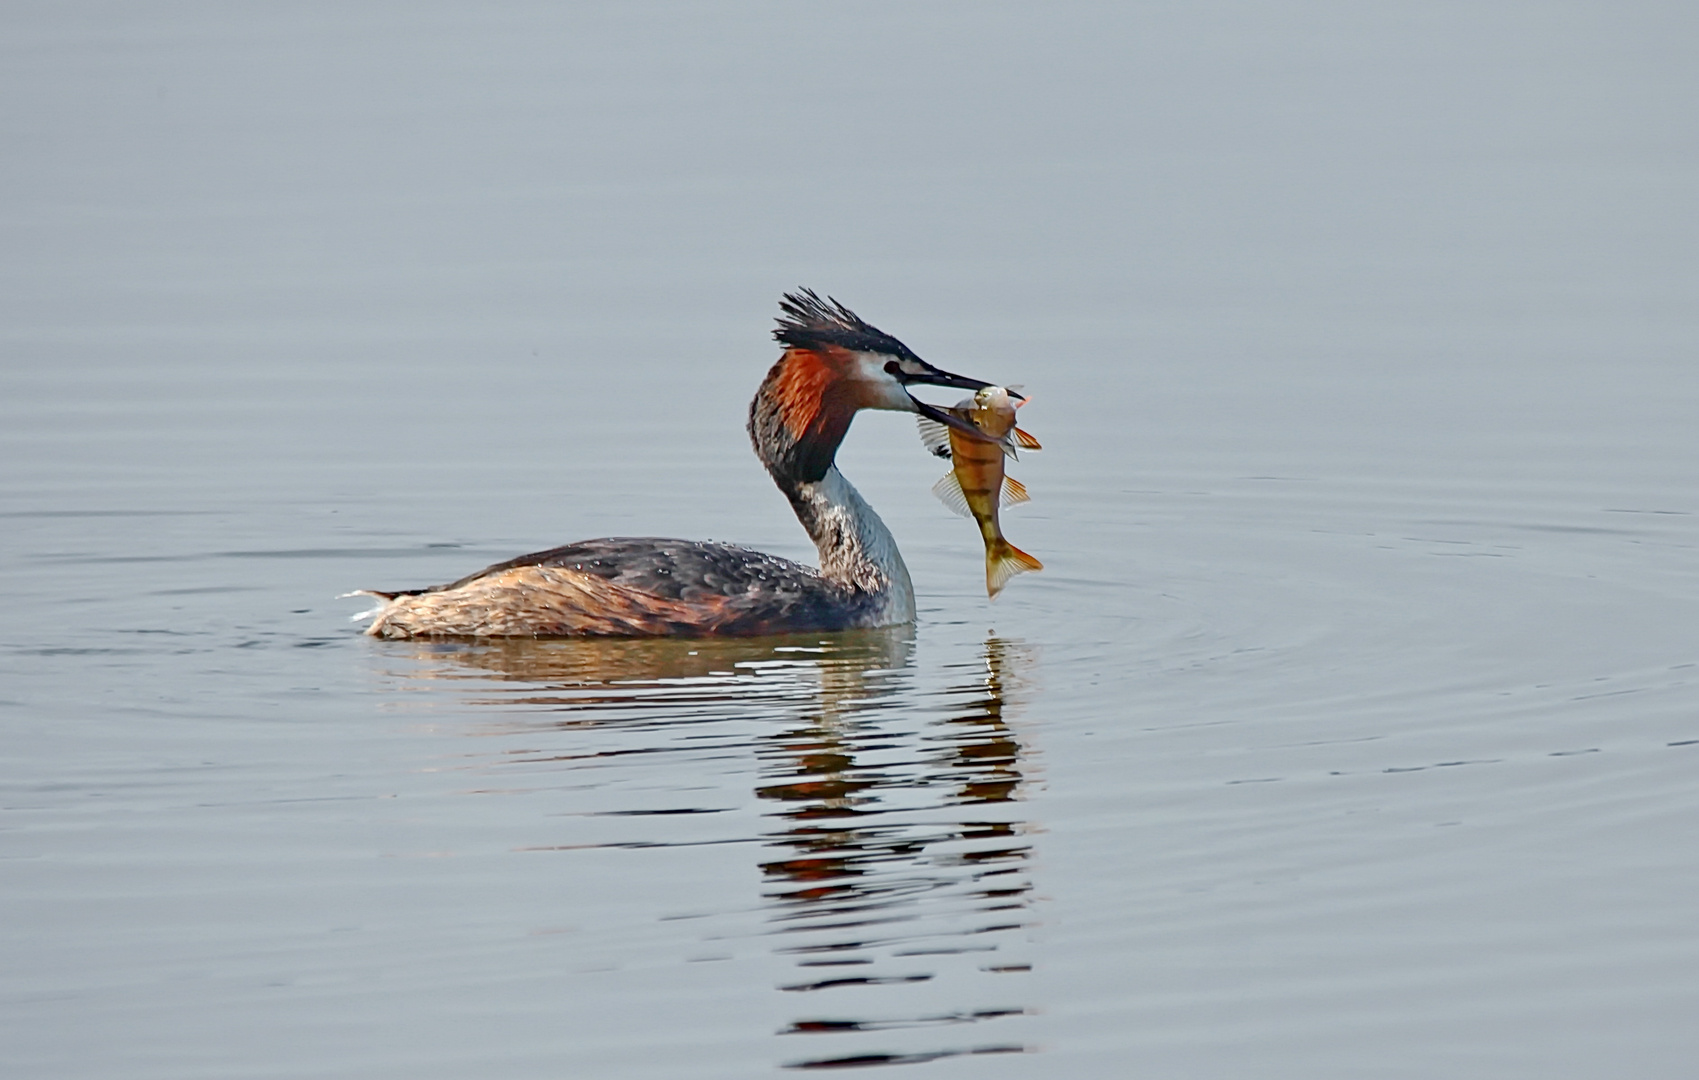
[918,387,1043,598]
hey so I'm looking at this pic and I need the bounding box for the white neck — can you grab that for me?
[791,466,915,626]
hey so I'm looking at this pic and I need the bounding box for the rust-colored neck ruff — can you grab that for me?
[748,347,857,487]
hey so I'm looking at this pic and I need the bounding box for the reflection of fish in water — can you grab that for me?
[917,386,1043,598]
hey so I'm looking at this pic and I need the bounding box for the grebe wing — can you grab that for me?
[430,538,825,600]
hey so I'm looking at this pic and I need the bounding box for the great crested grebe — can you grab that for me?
[353,290,1005,638]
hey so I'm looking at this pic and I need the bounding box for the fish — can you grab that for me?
[916,385,1044,598]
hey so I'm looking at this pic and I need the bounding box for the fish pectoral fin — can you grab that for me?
[1001,475,1031,507]
[1013,426,1042,450]
[916,416,953,459]
[932,471,975,518]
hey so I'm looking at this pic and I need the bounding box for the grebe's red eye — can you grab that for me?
[884,360,901,375]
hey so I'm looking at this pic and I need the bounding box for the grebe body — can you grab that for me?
[355,291,998,639]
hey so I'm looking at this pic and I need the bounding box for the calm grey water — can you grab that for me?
[4,3,1698,1077]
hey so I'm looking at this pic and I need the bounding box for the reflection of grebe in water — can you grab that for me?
[760,636,1038,1067]
[353,291,1006,639]
[386,630,1037,1066]
[390,629,913,712]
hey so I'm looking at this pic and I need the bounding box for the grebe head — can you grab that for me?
[771,288,996,423]
[751,290,1009,485]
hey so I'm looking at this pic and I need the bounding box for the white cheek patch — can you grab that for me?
[852,352,917,411]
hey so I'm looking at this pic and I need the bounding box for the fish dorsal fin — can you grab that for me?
[1001,475,1030,507]
[932,471,974,518]
[1013,427,1042,450]
[916,415,953,459]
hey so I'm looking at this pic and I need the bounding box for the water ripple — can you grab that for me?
[378,630,1041,1070]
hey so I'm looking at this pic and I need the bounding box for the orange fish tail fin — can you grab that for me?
[985,539,1044,598]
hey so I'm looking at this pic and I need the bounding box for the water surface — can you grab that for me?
[4,3,1698,1077]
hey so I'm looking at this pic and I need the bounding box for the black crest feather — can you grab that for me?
[773,288,920,361]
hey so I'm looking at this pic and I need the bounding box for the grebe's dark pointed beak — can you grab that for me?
[903,363,992,393]
[887,358,1028,404]
[886,358,1020,440]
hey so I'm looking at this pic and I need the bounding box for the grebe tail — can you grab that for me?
[355,290,999,638]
